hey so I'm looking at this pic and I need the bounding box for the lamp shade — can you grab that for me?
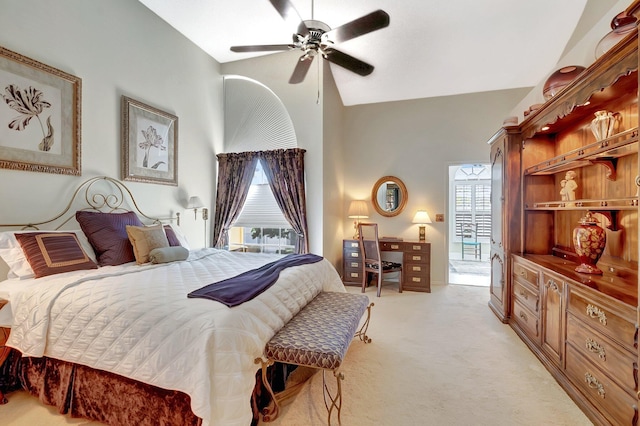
[412,210,432,224]
[348,200,369,219]
[187,196,204,209]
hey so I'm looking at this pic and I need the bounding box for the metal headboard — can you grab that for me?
[0,176,180,230]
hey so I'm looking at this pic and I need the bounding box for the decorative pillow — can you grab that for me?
[164,224,190,249]
[163,225,181,247]
[148,246,189,264]
[0,230,97,280]
[14,232,98,278]
[126,224,170,264]
[76,210,143,266]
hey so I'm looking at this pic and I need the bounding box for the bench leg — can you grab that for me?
[354,302,374,344]
[255,358,280,422]
[323,369,344,425]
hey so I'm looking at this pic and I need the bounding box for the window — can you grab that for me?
[228,160,295,254]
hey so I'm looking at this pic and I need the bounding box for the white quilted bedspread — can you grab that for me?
[6,248,345,426]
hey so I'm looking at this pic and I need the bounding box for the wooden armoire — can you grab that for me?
[488,1,640,424]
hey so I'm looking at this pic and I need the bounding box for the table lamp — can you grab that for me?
[348,200,369,239]
[412,210,432,241]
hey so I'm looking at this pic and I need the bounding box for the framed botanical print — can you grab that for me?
[0,46,82,175]
[121,96,178,186]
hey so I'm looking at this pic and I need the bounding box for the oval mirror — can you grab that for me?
[371,176,408,217]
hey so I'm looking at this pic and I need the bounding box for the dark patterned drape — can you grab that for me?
[212,152,259,248]
[260,148,309,254]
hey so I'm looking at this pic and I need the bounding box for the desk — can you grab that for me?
[342,239,431,293]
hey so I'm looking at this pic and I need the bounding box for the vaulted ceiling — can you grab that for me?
[138,0,620,106]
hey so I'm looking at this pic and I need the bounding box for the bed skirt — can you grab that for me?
[1,348,292,425]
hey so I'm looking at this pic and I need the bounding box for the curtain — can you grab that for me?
[212,152,259,248]
[260,148,309,254]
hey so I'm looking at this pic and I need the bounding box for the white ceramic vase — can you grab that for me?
[590,110,620,141]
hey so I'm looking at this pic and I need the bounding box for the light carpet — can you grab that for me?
[1,284,592,426]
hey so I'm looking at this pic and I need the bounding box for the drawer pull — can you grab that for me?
[412,266,421,272]
[586,304,607,326]
[519,311,528,322]
[584,373,605,398]
[412,255,422,261]
[350,242,358,248]
[350,262,359,268]
[412,245,421,250]
[519,290,528,300]
[390,244,400,250]
[350,253,359,258]
[412,277,422,282]
[350,273,359,278]
[585,338,606,360]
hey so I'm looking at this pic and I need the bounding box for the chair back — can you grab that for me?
[358,223,381,264]
[461,222,478,242]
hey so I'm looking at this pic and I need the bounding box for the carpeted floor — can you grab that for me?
[1,284,592,426]
[260,284,592,426]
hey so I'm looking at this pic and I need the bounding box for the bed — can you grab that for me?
[0,176,345,425]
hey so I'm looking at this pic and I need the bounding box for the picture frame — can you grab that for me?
[0,46,81,175]
[121,96,178,186]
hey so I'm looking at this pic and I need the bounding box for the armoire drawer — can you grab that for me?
[513,300,539,342]
[565,345,638,426]
[567,288,636,351]
[513,280,539,314]
[513,259,539,287]
[566,314,636,392]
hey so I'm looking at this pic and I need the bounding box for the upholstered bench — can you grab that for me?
[256,291,373,425]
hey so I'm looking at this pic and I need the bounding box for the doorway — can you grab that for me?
[447,164,491,286]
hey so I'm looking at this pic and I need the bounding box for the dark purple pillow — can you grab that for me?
[76,211,143,266]
[15,232,98,278]
[163,225,182,247]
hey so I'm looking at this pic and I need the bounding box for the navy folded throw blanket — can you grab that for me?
[188,253,323,307]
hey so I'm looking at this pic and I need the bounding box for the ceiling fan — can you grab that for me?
[230,0,390,84]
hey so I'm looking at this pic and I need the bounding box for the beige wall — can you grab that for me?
[0,0,223,247]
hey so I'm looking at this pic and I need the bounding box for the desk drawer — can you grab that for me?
[380,241,403,251]
[404,252,428,264]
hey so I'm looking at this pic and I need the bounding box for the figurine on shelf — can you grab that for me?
[560,179,568,201]
[564,170,577,205]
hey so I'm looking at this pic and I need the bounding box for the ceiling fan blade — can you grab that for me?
[324,48,374,76]
[289,55,314,84]
[269,0,309,36]
[325,10,390,43]
[230,44,294,52]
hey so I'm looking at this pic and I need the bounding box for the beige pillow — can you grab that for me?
[126,224,170,264]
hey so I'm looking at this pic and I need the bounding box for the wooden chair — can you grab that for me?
[460,222,481,260]
[358,223,403,297]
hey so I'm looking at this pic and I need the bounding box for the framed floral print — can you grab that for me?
[0,46,81,175]
[121,96,178,186]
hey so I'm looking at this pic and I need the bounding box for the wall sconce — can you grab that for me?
[187,196,204,220]
[348,200,369,240]
[412,210,432,242]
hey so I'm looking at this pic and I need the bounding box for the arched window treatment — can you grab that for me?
[212,148,309,254]
[212,152,259,248]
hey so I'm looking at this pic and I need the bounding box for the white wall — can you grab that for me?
[342,88,531,284]
[0,0,223,248]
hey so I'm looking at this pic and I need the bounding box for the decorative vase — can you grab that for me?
[573,212,606,275]
[590,110,620,141]
[595,12,637,59]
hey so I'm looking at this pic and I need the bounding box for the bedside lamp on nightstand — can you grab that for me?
[412,210,432,242]
[348,200,369,239]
